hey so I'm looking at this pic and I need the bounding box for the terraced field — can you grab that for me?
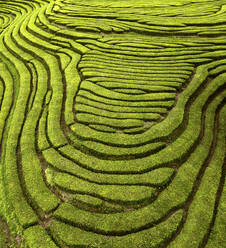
[0,0,226,247]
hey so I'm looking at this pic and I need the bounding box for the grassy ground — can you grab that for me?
[0,221,7,247]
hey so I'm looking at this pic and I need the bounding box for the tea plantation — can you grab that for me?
[0,0,225,247]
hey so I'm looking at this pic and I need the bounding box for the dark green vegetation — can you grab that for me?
[0,0,226,247]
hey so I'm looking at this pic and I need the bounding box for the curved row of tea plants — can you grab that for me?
[0,0,225,247]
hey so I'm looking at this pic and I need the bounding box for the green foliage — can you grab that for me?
[0,0,226,247]
[23,226,57,248]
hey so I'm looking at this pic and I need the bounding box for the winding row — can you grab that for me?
[0,0,225,247]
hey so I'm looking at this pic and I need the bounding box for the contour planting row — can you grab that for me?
[68,62,211,148]
[46,70,226,175]
[0,11,14,34]
[1,14,57,229]
[77,38,226,54]
[39,62,226,212]
[0,0,226,247]
[74,81,175,128]
[46,93,226,246]
[63,0,221,14]
[0,0,105,216]
[50,0,226,36]
[21,10,226,248]
[11,8,179,246]
[74,42,198,133]
[0,5,70,248]
[0,1,86,241]
[43,5,225,246]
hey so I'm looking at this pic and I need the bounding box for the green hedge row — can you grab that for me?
[68,68,225,175]
[49,210,183,247]
[43,147,174,186]
[50,89,225,246]
[69,64,206,146]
